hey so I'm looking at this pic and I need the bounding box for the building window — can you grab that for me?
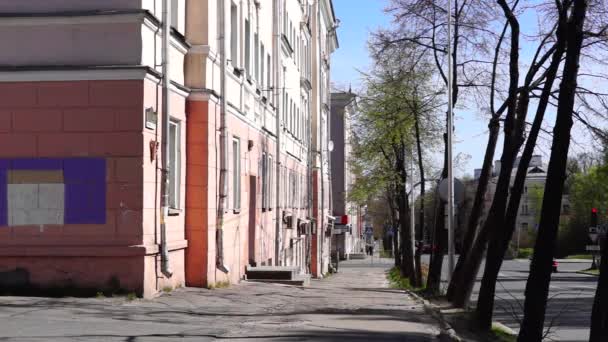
[261,44,265,89]
[171,0,179,30]
[232,137,241,210]
[268,155,273,210]
[169,119,181,209]
[289,98,294,132]
[522,203,529,216]
[262,152,267,211]
[562,204,570,215]
[245,19,251,76]
[230,2,238,68]
[521,222,529,231]
[267,54,272,91]
[254,33,259,80]
[283,93,288,125]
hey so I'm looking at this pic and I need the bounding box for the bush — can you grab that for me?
[386,267,425,291]
[517,248,533,259]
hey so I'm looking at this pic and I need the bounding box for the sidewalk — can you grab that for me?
[0,256,441,341]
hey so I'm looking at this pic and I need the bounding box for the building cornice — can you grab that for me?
[0,9,150,26]
[0,66,190,98]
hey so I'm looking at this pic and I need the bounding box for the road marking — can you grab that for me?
[572,285,596,290]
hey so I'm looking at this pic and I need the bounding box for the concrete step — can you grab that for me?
[349,253,366,260]
[246,274,310,287]
[245,266,299,280]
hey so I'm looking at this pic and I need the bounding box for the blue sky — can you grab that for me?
[331,0,492,177]
[329,0,591,177]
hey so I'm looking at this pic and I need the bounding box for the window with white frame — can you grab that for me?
[262,152,267,210]
[261,44,265,89]
[267,54,271,91]
[268,155,273,210]
[169,119,181,209]
[232,137,241,210]
[254,33,259,80]
[170,0,179,31]
[245,19,251,76]
[230,2,238,67]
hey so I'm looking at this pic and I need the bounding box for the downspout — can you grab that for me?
[160,0,173,277]
[216,0,229,274]
[316,0,325,274]
[274,0,282,266]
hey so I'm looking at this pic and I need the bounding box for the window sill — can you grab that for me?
[168,208,182,216]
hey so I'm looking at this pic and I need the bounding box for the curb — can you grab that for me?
[407,291,462,342]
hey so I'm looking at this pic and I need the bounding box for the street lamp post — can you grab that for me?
[446,0,456,282]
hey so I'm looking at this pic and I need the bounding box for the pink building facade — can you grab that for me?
[0,0,338,298]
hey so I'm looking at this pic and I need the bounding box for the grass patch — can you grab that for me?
[162,286,173,293]
[578,268,600,276]
[207,280,231,289]
[491,324,517,342]
[386,267,424,292]
[566,254,593,260]
[379,250,393,258]
[516,248,533,259]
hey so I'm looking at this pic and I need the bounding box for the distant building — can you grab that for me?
[473,155,570,248]
[329,91,362,259]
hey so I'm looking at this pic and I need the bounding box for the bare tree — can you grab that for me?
[590,237,608,341]
[378,0,503,292]
[450,0,525,309]
[475,1,570,330]
[518,0,589,339]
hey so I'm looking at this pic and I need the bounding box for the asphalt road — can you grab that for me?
[422,255,596,341]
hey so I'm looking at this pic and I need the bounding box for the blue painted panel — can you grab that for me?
[10,158,62,170]
[63,158,105,184]
[64,158,106,224]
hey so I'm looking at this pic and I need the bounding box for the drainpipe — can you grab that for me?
[274,0,282,267]
[216,0,229,274]
[160,0,173,277]
[314,0,325,275]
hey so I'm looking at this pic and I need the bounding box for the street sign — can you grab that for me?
[589,233,599,243]
[438,178,465,204]
[586,245,601,251]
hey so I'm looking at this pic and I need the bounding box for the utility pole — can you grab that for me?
[446,0,455,282]
[410,150,416,269]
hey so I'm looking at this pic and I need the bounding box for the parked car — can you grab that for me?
[528,256,559,272]
[421,244,436,254]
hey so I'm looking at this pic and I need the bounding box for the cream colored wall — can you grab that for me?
[0,0,141,13]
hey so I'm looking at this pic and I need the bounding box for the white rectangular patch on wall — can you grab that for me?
[7,170,65,226]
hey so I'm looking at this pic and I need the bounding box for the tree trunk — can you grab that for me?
[387,185,400,267]
[452,0,521,309]
[590,237,608,341]
[518,1,587,339]
[397,157,416,286]
[414,112,425,286]
[427,133,449,294]
[427,197,446,294]
[475,15,567,330]
[446,117,500,301]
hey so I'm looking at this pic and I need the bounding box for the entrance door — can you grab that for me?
[248,176,257,266]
